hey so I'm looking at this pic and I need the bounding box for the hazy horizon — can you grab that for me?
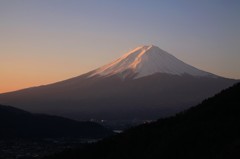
[1,0,240,93]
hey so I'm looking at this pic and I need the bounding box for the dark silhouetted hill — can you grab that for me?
[46,82,240,159]
[0,105,113,139]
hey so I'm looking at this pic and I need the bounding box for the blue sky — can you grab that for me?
[1,0,240,92]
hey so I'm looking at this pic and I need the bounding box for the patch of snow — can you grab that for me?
[89,45,214,79]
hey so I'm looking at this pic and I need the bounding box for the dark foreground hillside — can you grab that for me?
[46,82,240,159]
[0,105,113,139]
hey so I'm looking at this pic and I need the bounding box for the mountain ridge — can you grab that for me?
[0,104,113,139]
[89,45,215,79]
[0,45,237,121]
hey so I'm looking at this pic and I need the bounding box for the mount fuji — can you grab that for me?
[0,45,237,120]
[90,45,213,79]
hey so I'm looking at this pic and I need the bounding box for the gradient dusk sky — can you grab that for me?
[1,0,240,93]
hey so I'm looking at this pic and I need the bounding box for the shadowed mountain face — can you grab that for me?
[0,104,113,139]
[0,73,236,121]
[0,45,237,120]
[45,83,240,159]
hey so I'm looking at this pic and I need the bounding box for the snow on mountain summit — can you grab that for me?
[89,45,214,79]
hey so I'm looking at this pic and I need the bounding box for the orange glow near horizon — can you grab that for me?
[1,66,91,93]
[0,54,92,93]
[1,1,240,93]
[1,78,48,93]
[1,72,67,93]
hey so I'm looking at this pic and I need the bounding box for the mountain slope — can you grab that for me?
[0,104,113,139]
[0,45,237,120]
[90,45,214,78]
[46,82,240,159]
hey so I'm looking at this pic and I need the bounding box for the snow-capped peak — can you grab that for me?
[89,45,214,79]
